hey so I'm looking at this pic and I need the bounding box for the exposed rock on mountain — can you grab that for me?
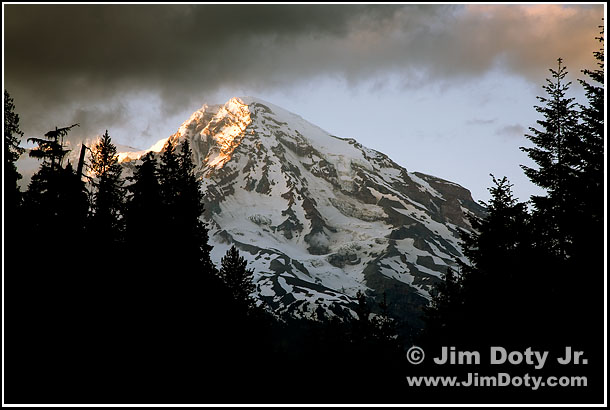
[119,96,485,321]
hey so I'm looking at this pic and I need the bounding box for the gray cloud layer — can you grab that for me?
[4,4,604,142]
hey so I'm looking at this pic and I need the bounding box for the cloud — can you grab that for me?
[452,5,604,82]
[467,118,497,126]
[4,4,603,144]
[495,124,526,139]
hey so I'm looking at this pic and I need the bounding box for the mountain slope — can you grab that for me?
[118,96,485,321]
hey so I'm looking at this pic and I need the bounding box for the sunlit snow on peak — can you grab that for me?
[202,97,252,169]
[37,96,486,320]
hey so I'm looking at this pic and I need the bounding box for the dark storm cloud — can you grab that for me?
[4,4,408,139]
[4,4,604,142]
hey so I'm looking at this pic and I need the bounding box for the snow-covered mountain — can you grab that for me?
[119,96,485,321]
[16,96,485,321]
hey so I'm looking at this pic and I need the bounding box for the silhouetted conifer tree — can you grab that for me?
[23,124,88,245]
[158,139,180,213]
[218,245,256,311]
[520,58,582,258]
[176,140,214,271]
[158,139,213,271]
[372,292,398,343]
[422,267,463,341]
[422,176,544,348]
[88,130,125,246]
[4,90,25,219]
[565,24,605,390]
[422,30,605,401]
[135,138,226,395]
[574,24,604,244]
[352,289,373,342]
[15,125,91,404]
[125,151,162,252]
[28,123,78,171]
[519,42,604,344]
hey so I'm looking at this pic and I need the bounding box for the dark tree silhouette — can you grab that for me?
[125,151,162,253]
[158,139,213,271]
[578,24,604,221]
[218,245,256,311]
[518,44,604,346]
[352,289,373,342]
[423,176,537,346]
[23,125,88,243]
[421,28,605,403]
[520,58,581,259]
[176,140,214,271]
[4,90,25,218]
[28,123,79,171]
[88,130,125,246]
[575,24,605,240]
[9,123,92,405]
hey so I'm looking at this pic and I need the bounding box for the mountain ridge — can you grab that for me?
[16,96,485,322]
[118,96,485,321]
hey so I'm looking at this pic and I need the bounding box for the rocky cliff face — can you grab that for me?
[119,96,486,321]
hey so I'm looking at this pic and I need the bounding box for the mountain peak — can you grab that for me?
[113,97,485,320]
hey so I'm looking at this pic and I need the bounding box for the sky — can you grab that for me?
[3,3,605,203]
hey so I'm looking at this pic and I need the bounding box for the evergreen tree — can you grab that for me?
[23,124,88,245]
[422,267,463,342]
[4,90,26,217]
[125,151,162,251]
[372,292,397,342]
[372,292,404,390]
[218,245,256,311]
[158,138,185,244]
[28,123,78,171]
[422,176,539,346]
[423,31,605,398]
[176,140,213,271]
[352,290,401,345]
[158,139,213,272]
[158,139,180,215]
[518,42,604,343]
[19,130,90,363]
[88,130,125,246]
[576,24,604,227]
[340,290,405,393]
[568,24,605,380]
[149,138,221,374]
[10,160,91,406]
[352,289,373,342]
[520,58,581,258]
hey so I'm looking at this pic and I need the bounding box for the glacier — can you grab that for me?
[117,96,485,321]
[17,96,486,323]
